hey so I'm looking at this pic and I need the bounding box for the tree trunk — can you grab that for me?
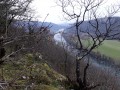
[76,58,84,90]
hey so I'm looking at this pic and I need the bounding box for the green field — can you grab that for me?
[94,40,120,60]
[70,36,120,60]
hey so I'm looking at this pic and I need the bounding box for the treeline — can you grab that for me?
[90,51,120,70]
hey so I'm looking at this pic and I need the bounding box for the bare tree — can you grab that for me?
[57,0,120,89]
[0,0,35,67]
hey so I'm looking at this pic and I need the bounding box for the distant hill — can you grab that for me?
[37,22,69,32]
[15,21,69,32]
[65,17,120,39]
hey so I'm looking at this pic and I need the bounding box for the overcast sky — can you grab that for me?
[31,0,120,24]
[31,0,63,24]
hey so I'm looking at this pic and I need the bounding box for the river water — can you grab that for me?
[54,32,66,44]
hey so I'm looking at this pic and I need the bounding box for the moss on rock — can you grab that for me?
[0,54,67,90]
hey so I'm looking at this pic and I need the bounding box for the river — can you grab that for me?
[54,29,120,77]
[54,29,66,45]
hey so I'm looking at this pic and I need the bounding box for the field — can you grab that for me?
[67,36,120,60]
[95,40,120,60]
